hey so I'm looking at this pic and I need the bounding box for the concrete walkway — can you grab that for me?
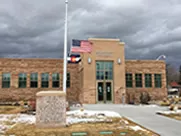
[81,104,181,136]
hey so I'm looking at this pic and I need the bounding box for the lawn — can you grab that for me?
[157,109,181,121]
[5,118,158,136]
[0,106,25,114]
[162,114,181,121]
[0,107,159,136]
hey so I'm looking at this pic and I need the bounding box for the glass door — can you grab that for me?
[106,82,112,102]
[97,82,104,102]
[96,61,113,104]
[97,81,113,103]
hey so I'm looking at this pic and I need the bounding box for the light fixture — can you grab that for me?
[88,57,91,64]
[118,58,121,64]
[156,55,166,60]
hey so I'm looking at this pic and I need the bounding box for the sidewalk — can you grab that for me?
[82,104,181,136]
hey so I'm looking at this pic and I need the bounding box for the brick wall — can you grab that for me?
[0,58,168,104]
[125,60,167,103]
[0,58,81,103]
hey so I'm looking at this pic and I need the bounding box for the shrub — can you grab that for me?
[178,105,181,110]
[174,98,179,104]
[169,104,175,111]
[163,98,168,103]
[160,101,170,106]
[140,92,151,104]
[28,100,36,111]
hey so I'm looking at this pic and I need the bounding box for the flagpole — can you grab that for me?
[63,0,68,93]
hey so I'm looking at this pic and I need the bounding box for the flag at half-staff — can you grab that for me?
[71,39,92,53]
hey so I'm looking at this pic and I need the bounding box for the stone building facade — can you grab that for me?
[0,38,167,104]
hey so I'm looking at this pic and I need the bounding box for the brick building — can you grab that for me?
[0,38,167,104]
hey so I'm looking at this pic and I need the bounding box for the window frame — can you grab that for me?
[2,73,11,88]
[96,61,113,80]
[126,73,133,88]
[41,73,49,88]
[135,73,142,88]
[52,73,60,88]
[154,74,162,88]
[145,74,152,88]
[19,73,27,88]
[30,73,38,88]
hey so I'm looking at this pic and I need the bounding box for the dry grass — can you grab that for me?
[5,118,159,136]
[0,106,25,114]
[162,114,181,121]
[159,97,181,107]
[0,106,159,135]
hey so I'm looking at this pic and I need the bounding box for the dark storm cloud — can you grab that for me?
[0,0,181,67]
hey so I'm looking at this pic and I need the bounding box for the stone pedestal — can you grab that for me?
[36,91,66,128]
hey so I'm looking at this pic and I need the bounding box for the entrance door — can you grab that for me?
[106,82,112,102]
[97,82,104,102]
[96,61,113,104]
[97,81,112,103]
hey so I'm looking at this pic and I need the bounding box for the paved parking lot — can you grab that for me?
[81,104,181,136]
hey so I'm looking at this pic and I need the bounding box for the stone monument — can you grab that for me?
[36,91,66,128]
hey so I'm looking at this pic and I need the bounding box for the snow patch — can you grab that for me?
[0,110,121,133]
[0,114,35,134]
[67,110,121,118]
[157,110,181,115]
[66,110,121,125]
[130,126,146,131]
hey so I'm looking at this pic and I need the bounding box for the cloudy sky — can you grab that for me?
[0,0,181,67]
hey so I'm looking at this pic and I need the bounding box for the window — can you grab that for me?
[155,74,162,88]
[52,73,59,88]
[126,73,133,88]
[135,73,142,87]
[30,73,38,88]
[67,73,70,88]
[19,73,27,88]
[145,74,152,88]
[41,73,49,88]
[2,73,11,88]
[96,61,113,80]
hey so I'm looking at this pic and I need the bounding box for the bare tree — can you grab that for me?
[166,64,179,85]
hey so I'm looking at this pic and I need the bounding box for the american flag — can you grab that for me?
[71,39,92,53]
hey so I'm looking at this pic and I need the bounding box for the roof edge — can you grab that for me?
[88,38,120,42]
[126,60,165,63]
[0,58,63,61]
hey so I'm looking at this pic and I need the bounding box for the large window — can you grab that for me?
[30,73,38,88]
[67,73,70,88]
[19,73,27,88]
[96,61,113,80]
[135,73,142,87]
[41,73,49,88]
[52,73,59,88]
[126,73,133,88]
[145,74,152,88]
[2,73,11,88]
[154,74,162,88]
